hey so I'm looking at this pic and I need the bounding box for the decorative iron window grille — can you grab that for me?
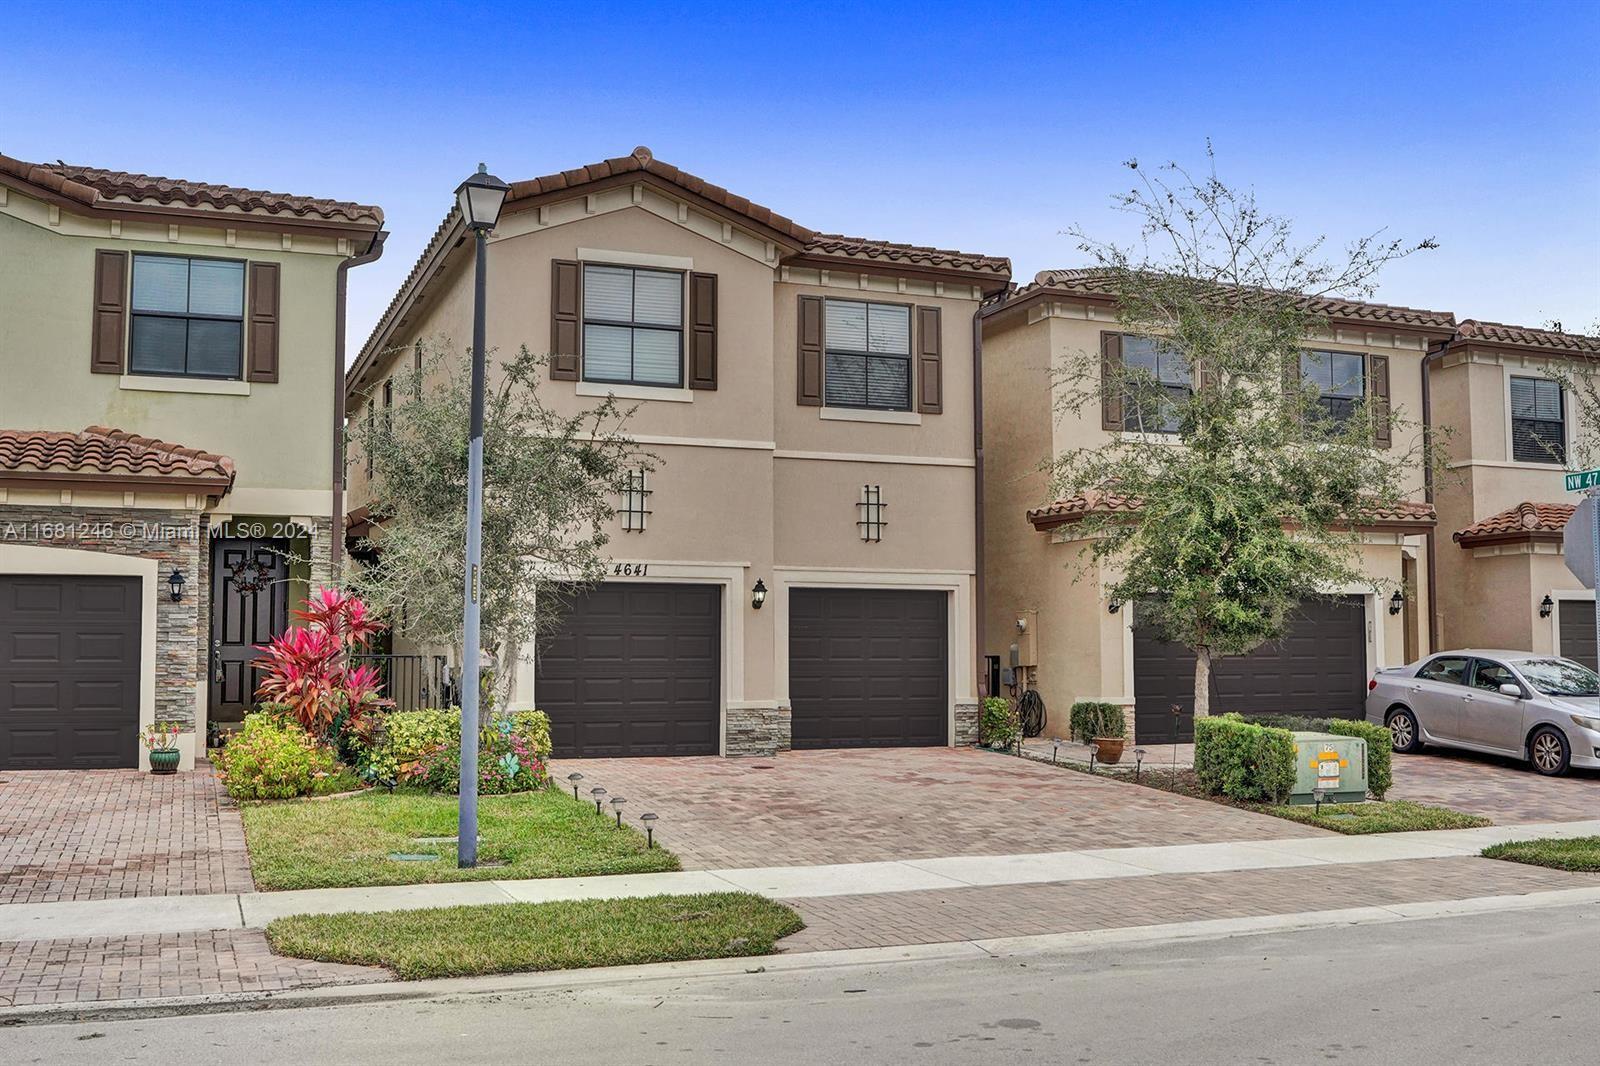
[857,484,886,542]
[620,469,652,532]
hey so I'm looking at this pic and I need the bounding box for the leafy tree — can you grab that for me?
[346,343,651,711]
[1527,317,1600,470]
[1048,150,1439,719]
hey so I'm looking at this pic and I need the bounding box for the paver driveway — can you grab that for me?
[1385,746,1600,823]
[0,763,252,904]
[550,746,1324,870]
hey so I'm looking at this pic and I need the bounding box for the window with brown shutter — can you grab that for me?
[688,272,718,390]
[1099,332,1123,430]
[550,259,580,380]
[916,306,942,414]
[797,295,824,406]
[247,261,280,383]
[1370,353,1392,448]
[90,250,128,374]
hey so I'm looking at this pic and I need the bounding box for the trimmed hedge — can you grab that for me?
[1193,714,1297,803]
[1069,701,1126,742]
[360,707,553,794]
[1248,714,1391,800]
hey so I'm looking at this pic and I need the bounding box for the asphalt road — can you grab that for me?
[6,903,1598,1065]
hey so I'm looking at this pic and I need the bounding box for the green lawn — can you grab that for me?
[1482,836,1600,872]
[1260,799,1492,834]
[240,787,680,890]
[267,893,803,980]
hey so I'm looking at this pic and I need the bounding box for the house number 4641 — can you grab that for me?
[613,563,649,577]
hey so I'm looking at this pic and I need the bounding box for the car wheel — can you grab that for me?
[1528,727,1570,776]
[1387,708,1424,754]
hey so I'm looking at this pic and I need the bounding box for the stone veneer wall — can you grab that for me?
[725,705,792,757]
[954,699,981,746]
[0,505,204,730]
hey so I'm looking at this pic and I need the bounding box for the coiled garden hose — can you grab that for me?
[1017,687,1046,738]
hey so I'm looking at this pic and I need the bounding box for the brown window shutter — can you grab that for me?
[688,272,718,390]
[797,295,824,406]
[1370,354,1392,448]
[246,262,281,383]
[916,306,943,414]
[1100,332,1123,430]
[550,259,581,380]
[90,250,128,374]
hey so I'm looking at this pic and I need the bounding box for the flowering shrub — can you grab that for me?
[141,720,184,752]
[361,707,552,794]
[255,587,389,738]
[219,713,345,800]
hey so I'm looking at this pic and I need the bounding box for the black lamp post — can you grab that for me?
[453,163,509,869]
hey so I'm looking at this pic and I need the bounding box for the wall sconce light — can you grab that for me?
[751,579,767,610]
[1107,600,1122,615]
[1540,595,1555,619]
[1388,590,1404,616]
[1015,616,1028,632]
[168,569,185,602]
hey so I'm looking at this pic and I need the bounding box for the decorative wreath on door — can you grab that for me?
[229,558,274,595]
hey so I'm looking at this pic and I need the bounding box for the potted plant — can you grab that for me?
[143,720,183,774]
[1070,701,1127,764]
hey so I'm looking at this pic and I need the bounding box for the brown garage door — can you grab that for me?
[1133,596,1366,743]
[789,588,948,749]
[535,582,719,757]
[0,575,141,769]
[1558,601,1596,669]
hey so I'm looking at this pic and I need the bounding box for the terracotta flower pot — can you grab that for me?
[148,749,181,775]
[1093,738,1126,765]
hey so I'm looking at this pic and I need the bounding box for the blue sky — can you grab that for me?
[6,0,1597,351]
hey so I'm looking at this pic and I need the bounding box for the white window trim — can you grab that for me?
[1501,363,1572,467]
[575,380,693,403]
[119,375,250,396]
[819,407,920,426]
[577,247,693,271]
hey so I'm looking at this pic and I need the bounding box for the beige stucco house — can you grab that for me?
[980,270,1454,743]
[0,153,384,770]
[1432,321,1600,665]
[345,146,1009,757]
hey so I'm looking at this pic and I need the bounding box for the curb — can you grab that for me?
[5,883,1600,1028]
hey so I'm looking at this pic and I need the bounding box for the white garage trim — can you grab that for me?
[772,566,976,747]
[0,544,184,770]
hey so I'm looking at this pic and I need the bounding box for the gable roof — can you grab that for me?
[0,427,235,494]
[1453,501,1576,547]
[1451,320,1600,356]
[1026,490,1436,533]
[1002,268,1458,333]
[348,146,1010,391]
[0,152,383,232]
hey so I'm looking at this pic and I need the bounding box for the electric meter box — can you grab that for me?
[1286,731,1368,805]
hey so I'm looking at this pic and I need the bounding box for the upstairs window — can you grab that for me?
[825,300,911,411]
[582,265,683,388]
[1121,334,1190,433]
[129,255,245,379]
[1300,350,1366,423]
[1510,376,1565,464]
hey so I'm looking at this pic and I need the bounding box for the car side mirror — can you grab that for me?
[1499,683,1523,698]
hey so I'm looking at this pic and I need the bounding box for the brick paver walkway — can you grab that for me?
[552,747,1324,869]
[781,855,1599,953]
[1385,748,1600,823]
[0,763,253,904]
[0,930,386,1007]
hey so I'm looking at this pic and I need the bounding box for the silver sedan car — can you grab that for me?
[1366,650,1600,776]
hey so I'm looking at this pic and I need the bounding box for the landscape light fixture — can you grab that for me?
[1540,595,1555,619]
[1051,736,1062,765]
[1313,788,1326,816]
[454,163,509,870]
[167,569,185,602]
[1088,742,1100,774]
[567,772,584,800]
[1388,590,1404,616]
[610,796,627,828]
[590,786,608,815]
[640,812,658,848]
[1133,747,1147,784]
[751,579,768,610]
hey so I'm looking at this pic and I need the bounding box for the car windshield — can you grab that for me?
[1516,658,1600,697]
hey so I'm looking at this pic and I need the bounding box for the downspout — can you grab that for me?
[332,230,389,576]
[1422,341,1441,653]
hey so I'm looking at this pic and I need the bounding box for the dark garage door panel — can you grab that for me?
[536,582,720,758]
[1,575,141,769]
[1133,597,1366,744]
[1558,603,1596,670]
[789,588,948,749]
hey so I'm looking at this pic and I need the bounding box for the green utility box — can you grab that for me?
[1286,731,1368,805]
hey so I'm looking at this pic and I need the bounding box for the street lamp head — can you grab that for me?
[456,163,510,232]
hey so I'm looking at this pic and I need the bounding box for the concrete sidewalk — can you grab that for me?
[4,818,1597,944]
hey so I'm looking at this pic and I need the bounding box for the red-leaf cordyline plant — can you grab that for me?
[255,587,390,736]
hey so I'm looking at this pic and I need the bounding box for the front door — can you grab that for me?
[209,537,289,724]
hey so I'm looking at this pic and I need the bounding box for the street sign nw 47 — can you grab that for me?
[1566,468,1600,493]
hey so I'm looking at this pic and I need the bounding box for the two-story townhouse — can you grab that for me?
[0,154,385,770]
[980,269,1453,744]
[1433,321,1600,665]
[345,147,1010,758]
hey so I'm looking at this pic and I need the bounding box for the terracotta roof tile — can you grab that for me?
[1027,491,1435,530]
[1453,501,1575,546]
[0,153,382,226]
[802,233,1010,277]
[0,427,235,490]
[1454,320,1600,355]
[1013,268,1457,330]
